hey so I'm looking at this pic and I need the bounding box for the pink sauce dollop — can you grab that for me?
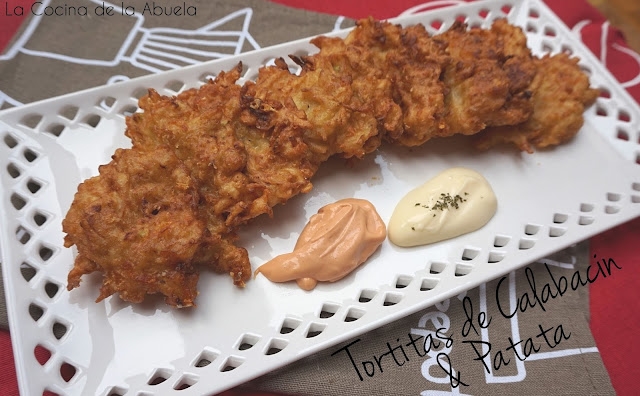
[255,198,386,290]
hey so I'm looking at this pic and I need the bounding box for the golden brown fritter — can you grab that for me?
[63,147,204,306]
[299,18,537,147]
[126,67,254,288]
[127,65,319,284]
[245,59,383,162]
[304,17,450,147]
[475,54,599,152]
[63,18,596,307]
[438,19,537,137]
[305,18,407,143]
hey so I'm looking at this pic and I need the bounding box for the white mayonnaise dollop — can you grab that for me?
[388,168,497,247]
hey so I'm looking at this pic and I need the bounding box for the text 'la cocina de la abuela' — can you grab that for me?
[4,2,197,17]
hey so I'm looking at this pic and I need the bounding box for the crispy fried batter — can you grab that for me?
[127,65,319,282]
[301,18,537,147]
[63,147,204,306]
[309,18,449,147]
[438,20,537,137]
[63,18,596,307]
[475,54,599,152]
[126,68,254,289]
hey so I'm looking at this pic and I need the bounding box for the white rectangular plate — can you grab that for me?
[1,0,639,395]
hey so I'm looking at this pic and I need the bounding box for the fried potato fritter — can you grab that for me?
[438,20,537,137]
[475,54,599,152]
[63,147,204,306]
[63,18,596,307]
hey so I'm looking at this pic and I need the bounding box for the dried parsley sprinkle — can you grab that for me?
[414,192,468,212]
